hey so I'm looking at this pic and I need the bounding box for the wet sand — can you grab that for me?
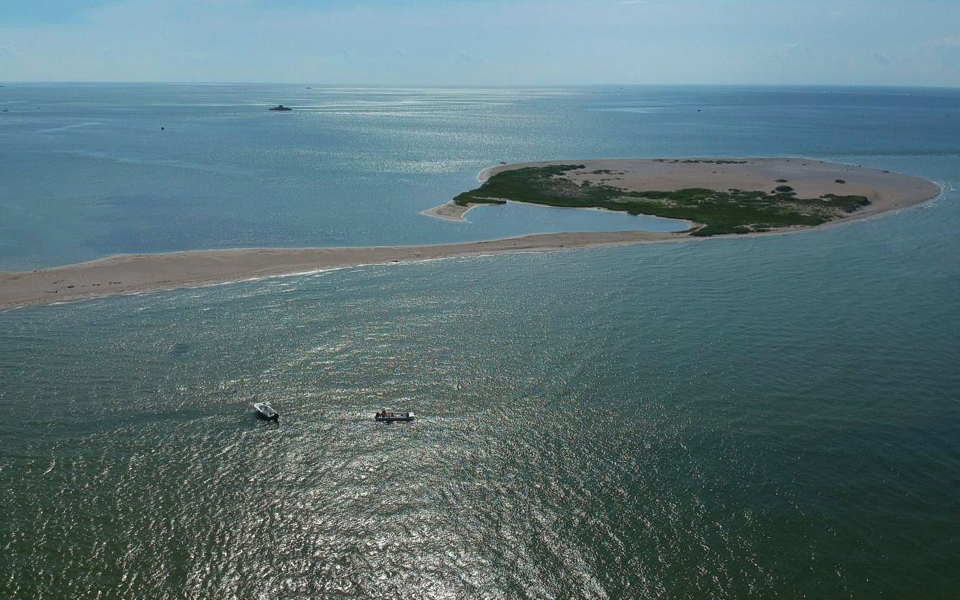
[421,202,477,222]
[0,231,683,310]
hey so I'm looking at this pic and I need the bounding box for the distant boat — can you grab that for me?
[374,410,415,423]
[269,104,292,111]
[254,402,279,421]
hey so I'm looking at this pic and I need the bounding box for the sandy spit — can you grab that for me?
[421,202,477,222]
[0,231,684,311]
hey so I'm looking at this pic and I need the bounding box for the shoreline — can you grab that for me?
[420,202,479,222]
[0,231,687,311]
[1,158,942,311]
[421,166,500,221]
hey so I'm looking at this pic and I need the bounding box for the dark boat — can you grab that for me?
[269,104,292,111]
[374,410,415,423]
[254,402,279,421]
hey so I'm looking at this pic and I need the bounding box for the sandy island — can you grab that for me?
[1,158,940,311]
[429,157,940,224]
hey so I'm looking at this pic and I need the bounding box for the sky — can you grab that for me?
[0,0,958,86]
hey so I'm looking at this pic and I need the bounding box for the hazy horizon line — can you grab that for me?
[3,81,958,91]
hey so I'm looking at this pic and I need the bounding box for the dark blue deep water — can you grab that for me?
[1,84,959,599]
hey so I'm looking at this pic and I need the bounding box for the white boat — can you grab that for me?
[374,410,415,423]
[254,402,279,421]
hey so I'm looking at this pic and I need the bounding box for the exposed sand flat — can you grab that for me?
[0,231,684,311]
[0,158,940,311]
[421,202,476,221]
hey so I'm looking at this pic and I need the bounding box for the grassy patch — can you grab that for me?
[453,165,870,236]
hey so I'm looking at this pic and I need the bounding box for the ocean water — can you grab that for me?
[2,85,960,599]
[0,84,700,271]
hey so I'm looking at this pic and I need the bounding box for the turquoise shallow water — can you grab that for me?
[2,85,960,599]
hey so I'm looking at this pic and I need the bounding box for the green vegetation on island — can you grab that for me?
[453,164,870,236]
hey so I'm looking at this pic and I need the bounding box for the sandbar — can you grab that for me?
[0,231,681,311]
[0,158,941,311]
